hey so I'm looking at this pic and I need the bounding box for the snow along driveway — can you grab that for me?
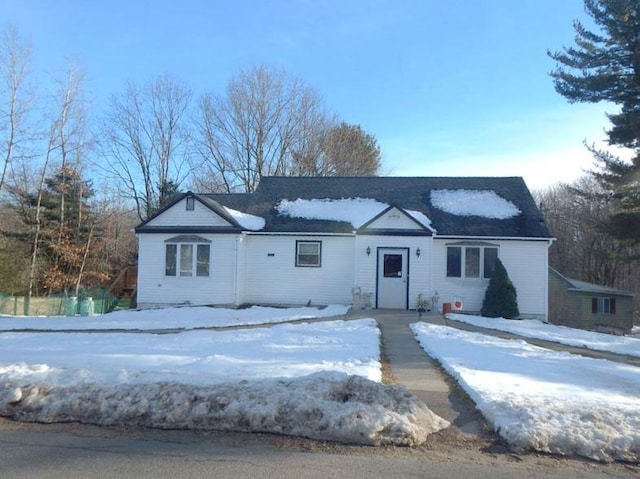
[412,322,640,462]
[447,313,640,358]
[0,317,448,445]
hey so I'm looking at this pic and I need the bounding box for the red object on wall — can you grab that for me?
[443,302,452,314]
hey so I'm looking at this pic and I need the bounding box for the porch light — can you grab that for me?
[416,248,421,257]
[366,246,371,256]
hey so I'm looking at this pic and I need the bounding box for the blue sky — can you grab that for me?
[2,0,615,190]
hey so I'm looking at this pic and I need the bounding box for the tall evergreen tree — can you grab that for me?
[548,0,640,241]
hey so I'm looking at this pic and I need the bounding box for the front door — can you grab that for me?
[377,248,408,309]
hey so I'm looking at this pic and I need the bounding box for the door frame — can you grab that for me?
[375,247,410,309]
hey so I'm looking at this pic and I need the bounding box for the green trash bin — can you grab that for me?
[66,297,78,316]
[79,297,94,316]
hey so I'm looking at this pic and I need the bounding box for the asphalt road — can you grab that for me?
[1,420,638,479]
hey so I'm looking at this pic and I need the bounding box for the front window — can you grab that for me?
[592,297,616,315]
[165,242,210,277]
[447,245,498,279]
[447,247,461,277]
[296,240,321,267]
[180,244,193,276]
[165,244,177,276]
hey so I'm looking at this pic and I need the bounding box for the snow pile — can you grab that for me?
[430,189,520,219]
[276,198,389,228]
[411,322,640,462]
[224,207,265,231]
[448,313,640,358]
[0,304,350,331]
[0,372,448,445]
[0,318,449,445]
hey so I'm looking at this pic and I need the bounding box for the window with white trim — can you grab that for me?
[447,246,498,279]
[296,240,321,267]
[165,235,210,277]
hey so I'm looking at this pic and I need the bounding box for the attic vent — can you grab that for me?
[186,197,195,211]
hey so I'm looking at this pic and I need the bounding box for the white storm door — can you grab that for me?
[377,248,408,309]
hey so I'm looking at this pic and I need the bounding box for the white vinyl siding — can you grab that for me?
[145,198,232,227]
[434,238,549,319]
[244,235,354,305]
[137,233,238,308]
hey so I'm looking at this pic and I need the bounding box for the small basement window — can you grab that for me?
[592,297,616,315]
[296,240,321,267]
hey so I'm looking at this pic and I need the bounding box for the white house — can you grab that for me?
[135,176,554,318]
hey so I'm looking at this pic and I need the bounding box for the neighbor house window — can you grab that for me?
[186,196,195,211]
[296,240,321,267]
[592,297,616,315]
[165,235,210,277]
[447,245,498,279]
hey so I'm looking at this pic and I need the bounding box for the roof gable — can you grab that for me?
[360,205,433,232]
[136,192,242,233]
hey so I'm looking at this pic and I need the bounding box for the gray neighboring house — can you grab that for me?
[549,268,635,334]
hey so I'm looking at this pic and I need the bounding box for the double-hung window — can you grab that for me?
[165,235,211,277]
[296,240,321,267]
[446,244,498,279]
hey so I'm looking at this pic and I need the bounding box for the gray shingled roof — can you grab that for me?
[204,176,552,238]
[550,268,635,297]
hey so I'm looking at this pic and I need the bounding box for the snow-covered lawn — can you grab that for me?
[0,315,448,445]
[448,313,640,358]
[412,322,640,462]
[0,320,381,386]
[0,304,350,331]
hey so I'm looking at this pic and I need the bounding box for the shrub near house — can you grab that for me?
[481,258,519,319]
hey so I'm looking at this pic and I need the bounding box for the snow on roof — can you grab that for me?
[406,209,435,231]
[430,189,521,219]
[224,207,265,231]
[276,198,390,229]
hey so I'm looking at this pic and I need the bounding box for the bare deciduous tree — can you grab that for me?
[101,74,193,220]
[537,177,640,295]
[0,27,35,197]
[193,65,328,193]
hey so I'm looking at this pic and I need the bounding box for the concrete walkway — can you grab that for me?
[345,309,488,437]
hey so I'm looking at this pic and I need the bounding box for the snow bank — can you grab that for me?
[430,189,520,219]
[0,304,350,331]
[224,207,265,231]
[0,372,448,446]
[412,322,640,462]
[448,313,640,358]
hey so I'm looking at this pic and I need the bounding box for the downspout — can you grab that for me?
[234,234,245,306]
[544,238,556,322]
